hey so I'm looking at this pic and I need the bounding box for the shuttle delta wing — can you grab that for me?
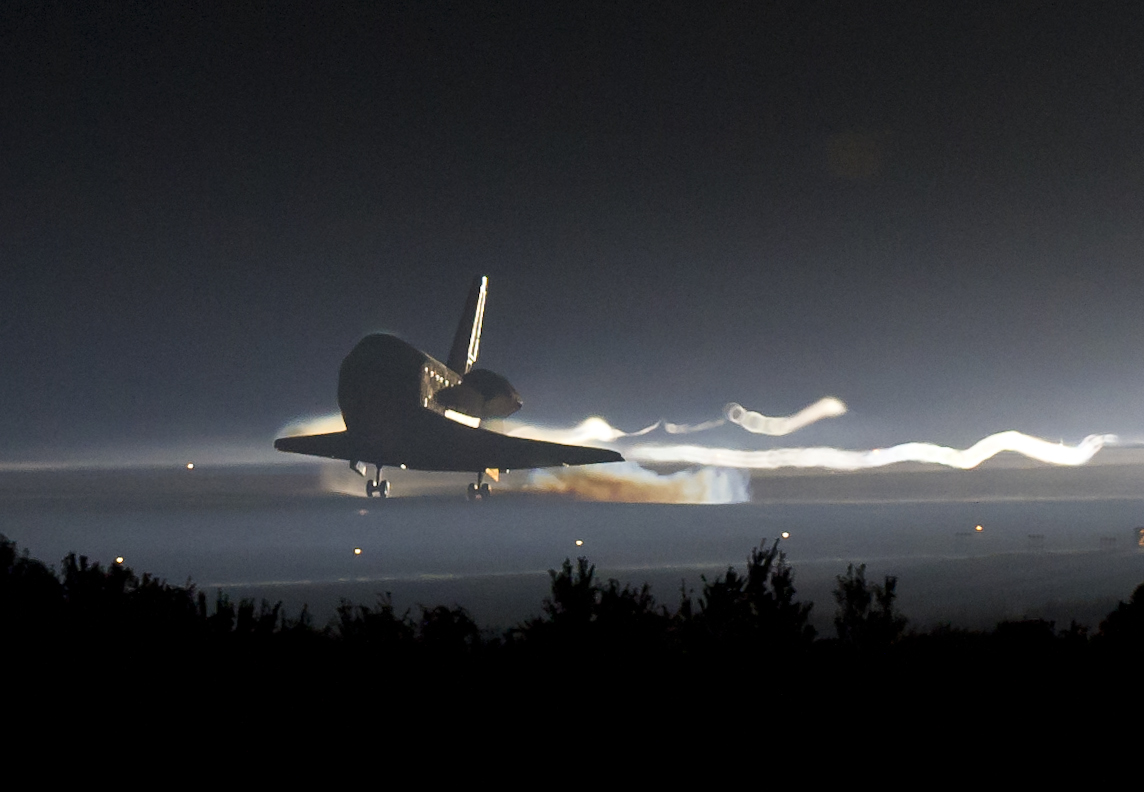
[274,431,361,461]
[273,414,622,472]
[397,410,623,471]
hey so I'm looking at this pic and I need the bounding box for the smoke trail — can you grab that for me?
[725,397,847,435]
[527,461,749,504]
[626,432,1116,471]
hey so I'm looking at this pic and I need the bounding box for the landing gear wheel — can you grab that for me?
[366,479,390,498]
[479,483,491,499]
[466,482,479,501]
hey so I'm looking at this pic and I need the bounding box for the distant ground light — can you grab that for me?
[781,531,791,540]
[975,524,984,532]
[353,548,362,556]
[575,539,583,546]
[186,463,194,470]
[115,556,124,564]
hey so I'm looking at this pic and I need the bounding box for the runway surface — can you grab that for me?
[2,459,1142,633]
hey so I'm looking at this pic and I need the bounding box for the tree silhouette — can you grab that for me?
[0,534,63,639]
[514,556,671,659]
[543,557,598,625]
[417,604,482,655]
[679,538,815,656]
[1097,583,1144,652]
[335,592,416,651]
[833,563,907,650]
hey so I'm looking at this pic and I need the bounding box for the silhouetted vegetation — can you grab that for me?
[1096,583,1144,652]
[832,563,907,650]
[3,532,1142,714]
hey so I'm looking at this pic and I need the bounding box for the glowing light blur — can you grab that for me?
[725,397,847,436]
[503,416,658,444]
[279,413,347,438]
[443,409,481,428]
[626,432,1116,470]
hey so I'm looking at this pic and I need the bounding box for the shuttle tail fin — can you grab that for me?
[447,275,488,374]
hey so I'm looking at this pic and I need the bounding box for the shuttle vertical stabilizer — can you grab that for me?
[447,275,487,375]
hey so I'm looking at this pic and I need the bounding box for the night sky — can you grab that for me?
[4,2,1143,465]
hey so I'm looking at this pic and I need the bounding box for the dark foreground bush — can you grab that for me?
[3,532,1143,717]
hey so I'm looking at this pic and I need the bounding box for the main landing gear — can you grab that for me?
[466,470,491,502]
[354,461,389,498]
[366,476,390,498]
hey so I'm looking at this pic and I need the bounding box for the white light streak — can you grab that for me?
[626,432,1116,471]
[443,409,481,428]
[725,397,847,436]
[505,398,847,444]
[664,419,726,434]
[277,400,1116,480]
